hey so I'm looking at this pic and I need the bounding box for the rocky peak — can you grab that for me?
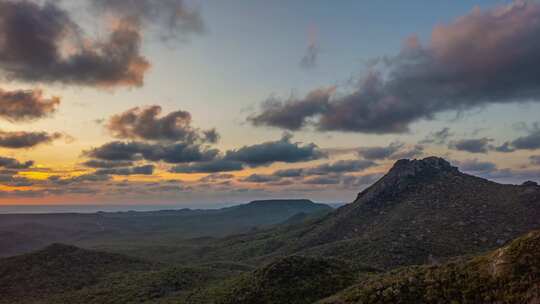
[388,157,457,177]
[354,157,459,204]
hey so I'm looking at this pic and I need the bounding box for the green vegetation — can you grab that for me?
[216,256,358,304]
[1,158,540,303]
[320,230,540,304]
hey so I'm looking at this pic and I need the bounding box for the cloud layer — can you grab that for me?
[250,2,540,134]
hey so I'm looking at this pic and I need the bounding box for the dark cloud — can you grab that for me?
[449,138,493,154]
[0,0,149,88]
[306,159,376,175]
[224,133,326,167]
[249,88,333,131]
[250,2,540,133]
[242,174,281,183]
[199,173,234,182]
[303,175,341,185]
[420,127,453,145]
[357,142,404,160]
[453,159,498,173]
[497,125,540,152]
[274,168,304,177]
[91,0,205,41]
[49,173,111,185]
[0,88,59,122]
[169,160,243,173]
[82,160,134,169]
[202,129,220,144]
[95,164,154,176]
[0,172,32,187]
[0,130,62,149]
[107,106,218,143]
[85,141,218,163]
[0,156,33,169]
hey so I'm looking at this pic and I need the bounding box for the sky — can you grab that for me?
[0,0,540,206]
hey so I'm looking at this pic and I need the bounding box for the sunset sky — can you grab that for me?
[1,0,540,206]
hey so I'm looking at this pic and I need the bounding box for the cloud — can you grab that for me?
[0,156,33,169]
[453,158,498,173]
[0,172,33,187]
[84,141,218,163]
[249,88,334,131]
[249,2,540,133]
[357,142,405,160]
[223,133,326,167]
[0,130,62,149]
[0,88,59,122]
[303,175,341,185]
[420,127,453,145]
[169,160,243,173]
[91,0,205,41]
[95,164,155,176]
[273,168,304,177]
[449,137,493,154]
[0,0,149,88]
[306,159,376,175]
[199,173,234,182]
[497,124,540,152]
[82,160,134,168]
[242,174,282,183]
[107,105,218,143]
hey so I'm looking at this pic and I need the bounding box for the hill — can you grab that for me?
[191,157,540,269]
[0,199,332,259]
[319,229,540,304]
[0,244,243,304]
[216,256,358,304]
[0,243,152,303]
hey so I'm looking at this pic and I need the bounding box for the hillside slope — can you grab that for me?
[197,157,540,269]
[320,229,540,304]
[0,244,243,304]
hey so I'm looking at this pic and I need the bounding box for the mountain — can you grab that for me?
[0,199,332,259]
[319,229,540,304]
[194,157,540,269]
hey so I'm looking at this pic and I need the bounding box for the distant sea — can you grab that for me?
[0,204,228,214]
